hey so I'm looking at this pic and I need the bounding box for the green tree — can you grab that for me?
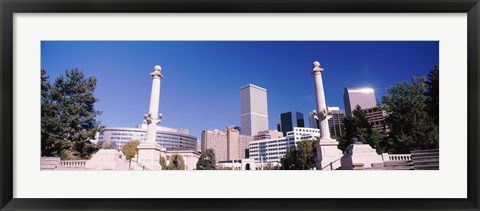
[60,149,72,160]
[425,65,439,125]
[281,140,317,170]
[381,75,438,153]
[196,149,216,170]
[41,69,67,157]
[339,105,384,152]
[160,156,167,169]
[41,69,103,159]
[369,128,384,153]
[167,154,185,170]
[122,140,140,168]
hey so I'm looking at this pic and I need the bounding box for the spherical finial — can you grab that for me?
[313,61,320,67]
[154,65,162,71]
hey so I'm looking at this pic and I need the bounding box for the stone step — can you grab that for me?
[412,157,439,162]
[413,165,439,170]
[40,164,57,170]
[411,153,439,158]
[384,166,414,170]
[411,149,439,153]
[411,153,438,157]
[383,161,413,166]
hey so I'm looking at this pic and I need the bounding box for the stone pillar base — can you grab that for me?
[137,143,166,170]
[340,144,384,170]
[316,139,343,170]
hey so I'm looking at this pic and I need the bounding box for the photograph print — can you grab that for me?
[40,41,439,171]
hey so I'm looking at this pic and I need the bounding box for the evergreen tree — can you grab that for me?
[196,149,216,170]
[339,105,384,152]
[381,75,438,153]
[41,69,103,159]
[41,69,66,156]
[425,65,439,125]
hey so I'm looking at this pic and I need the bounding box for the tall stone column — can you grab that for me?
[311,61,343,170]
[137,65,166,170]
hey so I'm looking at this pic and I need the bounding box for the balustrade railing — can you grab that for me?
[59,160,87,168]
[384,154,412,161]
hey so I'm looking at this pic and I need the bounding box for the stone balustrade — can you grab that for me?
[59,160,88,168]
[382,153,412,161]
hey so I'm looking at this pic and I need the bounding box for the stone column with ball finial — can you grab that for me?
[137,65,167,170]
[311,61,343,170]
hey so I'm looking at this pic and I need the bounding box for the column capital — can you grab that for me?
[311,61,324,75]
[150,65,164,79]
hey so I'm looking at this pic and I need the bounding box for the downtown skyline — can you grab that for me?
[41,41,439,139]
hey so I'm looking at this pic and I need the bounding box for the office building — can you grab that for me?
[98,124,198,151]
[309,111,319,129]
[344,87,377,116]
[201,126,254,163]
[364,106,390,134]
[279,111,305,136]
[249,127,320,165]
[254,130,284,140]
[327,107,346,138]
[240,84,269,136]
[201,129,228,162]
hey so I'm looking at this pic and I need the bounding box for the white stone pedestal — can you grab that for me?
[340,144,384,170]
[85,149,130,170]
[137,143,166,170]
[316,139,343,170]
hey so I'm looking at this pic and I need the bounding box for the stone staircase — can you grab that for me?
[411,149,439,170]
[383,160,414,170]
[382,149,439,170]
[129,159,151,170]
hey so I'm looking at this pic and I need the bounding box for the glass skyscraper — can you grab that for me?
[279,111,305,136]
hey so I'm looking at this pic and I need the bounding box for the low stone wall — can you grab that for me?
[40,157,61,170]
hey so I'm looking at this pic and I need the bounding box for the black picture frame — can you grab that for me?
[1,0,479,210]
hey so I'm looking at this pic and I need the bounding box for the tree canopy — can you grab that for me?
[338,105,384,153]
[160,156,167,169]
[380,68,439,153]
[41,69,103,159]
[425,65,439,125]
[167,154,186,170]
[281,140,317,170]
[196,149,216,170]
[122,140,140,169]
[122,140,140,161]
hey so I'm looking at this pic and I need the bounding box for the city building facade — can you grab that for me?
[249,127,320,165]
[201,129,228,162]
[344,87,377,116]
[327,107,346,138]
[364,106,390,134]
[98,124,198,151]
[279,111,305,136]
[254,130,283,140]
[240,84,269,136]
[201,127,254,163]
[309,111,319,129]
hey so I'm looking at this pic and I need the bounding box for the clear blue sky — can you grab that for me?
[41,41,439,139]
